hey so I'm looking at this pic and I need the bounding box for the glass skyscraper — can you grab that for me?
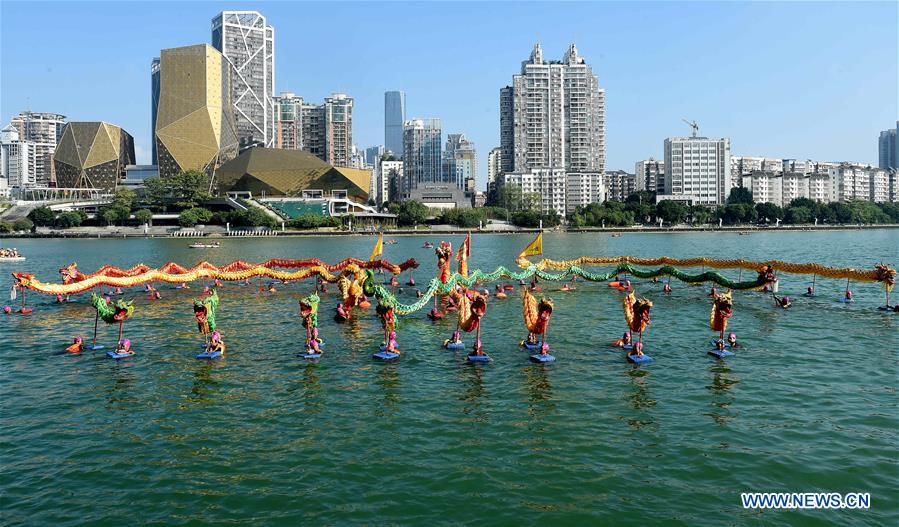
[384,91,405,158]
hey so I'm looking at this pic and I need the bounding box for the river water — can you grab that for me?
[1,231,897,525]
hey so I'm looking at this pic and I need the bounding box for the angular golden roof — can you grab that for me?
[54,122,135,190]
[216,148,371,201]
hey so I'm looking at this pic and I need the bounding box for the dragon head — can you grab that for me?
[635,297,653,325]
[193,301,208,324]
[112,299,133,321]
[59,263,79,284]
[436,242,453,282]
[713,290,734,319]
[874,263,896,290]
[470,292,487,320]
[757,265,776,286]
[11,272,32,289]
[538,298,554,321]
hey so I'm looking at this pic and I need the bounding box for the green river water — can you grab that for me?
[1,231,897,525]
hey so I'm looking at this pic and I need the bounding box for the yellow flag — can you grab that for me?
[519,232,543,258]
[369,233,383,261]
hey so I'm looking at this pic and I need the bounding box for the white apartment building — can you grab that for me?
[486,147,502,197]
[378,159,403,205]
[604,170,636,202]
[807,173,833,203]
[663,136,731,205]
[730,156,782,188]
[499,168,567,217]
[634,158,665,193]
[565,172,605,214]
[8,111,66,187]
[275,91,304,150]
[0,124,37,189]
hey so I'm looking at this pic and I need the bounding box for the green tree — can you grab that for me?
[178,207,214,227]
[389,200,429,227]
[656,200,689,224]
[784,206,812,224]
[232,207,278,229]
[55,211,84,228]
[28,206,56,226]
[755,202,783,223]
[0,221,12,233]
[144,170,211,208]
[691,208,713,225]
[726,187,754,205]
[112,187,136,210]
[101,207,121,226]
[12,218,33,232]
[828,202,852,223]
[134,209,153,226]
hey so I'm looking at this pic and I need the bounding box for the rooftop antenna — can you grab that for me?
[682,118,699,138]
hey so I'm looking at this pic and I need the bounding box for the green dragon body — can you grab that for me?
[193,289,219,334]
[91,293,134,324]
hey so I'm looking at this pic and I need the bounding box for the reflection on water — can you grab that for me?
[458,360,488,422]
[705,364,739,425]
[522,364,554,437]
[620,366,656,429]
[374,363,400,418]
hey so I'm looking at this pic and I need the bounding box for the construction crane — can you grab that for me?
[682,118,699,138]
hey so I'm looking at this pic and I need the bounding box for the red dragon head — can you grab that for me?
[59,263,79,285]
[538,298,554,322]
[874,263,896,291]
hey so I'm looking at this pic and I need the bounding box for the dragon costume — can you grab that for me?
[456,234,471,278]
[623,291,652,338]
[193,289,219,335]
[376,298,397,334]
[336,268,366,308]
[710,290,734,337]
[300,292,320,329]
[456,290,487,333]
[91,293,134,324]
[436,242,453,283]
[523,290,553,335]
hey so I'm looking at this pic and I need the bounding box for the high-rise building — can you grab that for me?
[402,118,442,196]
[323,93,353,167]
[487,147,502,200]
[501,43,604,174]
[498,43,605,214]
[497,168,567,217]
[0,125,37,189]
[54,122,135,192]
[212,10,275,149]
[9,111,66,187]
[384,91,405,158]
[878,122,898,170]
[443,134,477,190]
[364,145,385,167]
[635,158,665,194]
[604,170,636,202]
[274,91,304,150]
[155,44,239,186]
[663,136,731,205]
[151,57,161,164]
[378,159,403,204]
[566,172,606,215]
[301,102,325,160]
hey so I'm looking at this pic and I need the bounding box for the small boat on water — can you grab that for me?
[0,248,24,262]
[611,233,622,238]
[385,239,398,245]
[189,242,221,249]
[423,242,434,249]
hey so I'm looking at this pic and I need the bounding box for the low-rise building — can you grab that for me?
[566,172,605,214]
[498,167,567,217]
[604,170,636,201]
[635,158,664,194]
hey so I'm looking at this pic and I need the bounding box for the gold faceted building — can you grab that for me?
[217,148,372,203]
[155,44,239,187]
[54,122,135,191]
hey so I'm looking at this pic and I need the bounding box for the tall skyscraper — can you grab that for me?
[501,43,604,173]
[663,136,731,205]
[9,111,66,187]
[384,91,405,157]
[151,58,160,164]
[498,43,605,214]
[212,10,275,149]
[878,122,898,170]
[402,118,442,195]
[443,134,477,191]
[323,93,353,167]
[155,44,239,185]
[364,145,385,167]
[274,91,304,149]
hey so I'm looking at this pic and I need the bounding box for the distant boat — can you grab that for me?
[423,242,434,248]
[385,239,398,245]
[0,256,25,262]
[189,242,221,248]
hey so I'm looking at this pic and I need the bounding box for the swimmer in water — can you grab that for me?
[773,294,791,309]
[613,331,632,347]
[844,290,853,302]
[117,339,135,356]
[66,336,84,353]
[663,283,672,293]
[444,330,462,348]
[629,341,645,358]
[806,286,814,296]
[727,332,739,348]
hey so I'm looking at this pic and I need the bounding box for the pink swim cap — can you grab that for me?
[74,336,83,344]
[3,306,10,313]
[122,339,131,347]
[624,331,631,338]
[211,331,221,341]
[389,331,396,339]
[728,332,736,339]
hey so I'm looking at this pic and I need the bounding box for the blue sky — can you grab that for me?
[2,1,896,189]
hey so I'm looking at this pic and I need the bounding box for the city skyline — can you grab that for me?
[1,1,896,191]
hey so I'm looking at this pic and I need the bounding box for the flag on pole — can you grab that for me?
[518,232,543,259]
[369,233,383,261]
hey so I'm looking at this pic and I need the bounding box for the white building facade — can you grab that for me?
[0,125,37,190]
[8,111,66,187]
[663,136,731,205]
[635,158,665,193]
[565,172,605,214]
[499,168,567,217]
